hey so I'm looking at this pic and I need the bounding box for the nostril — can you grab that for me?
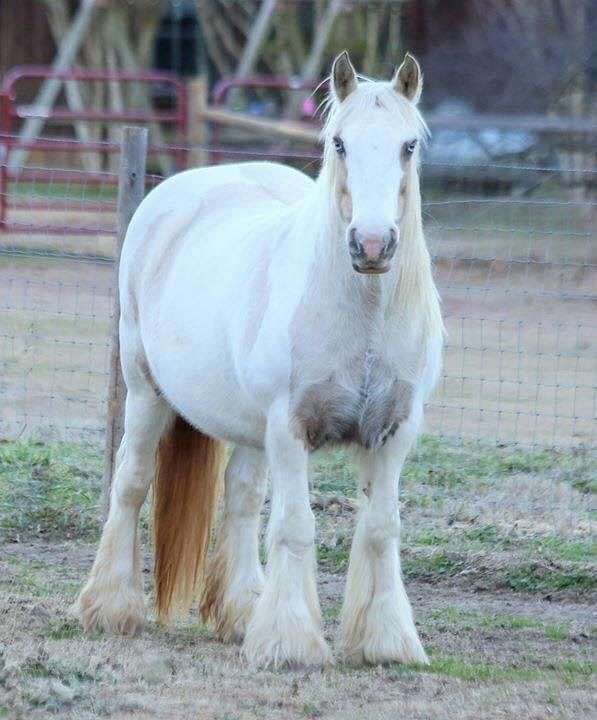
[348,227,361,256]
[387,227,397,250]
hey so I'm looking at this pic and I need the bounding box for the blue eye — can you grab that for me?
[403,139,417,157]
[333,136,346,156]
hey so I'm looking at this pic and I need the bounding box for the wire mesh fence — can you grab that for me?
[0,138,595,450]
[423,170,596,449]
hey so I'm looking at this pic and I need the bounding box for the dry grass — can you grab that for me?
[0,439,595,719]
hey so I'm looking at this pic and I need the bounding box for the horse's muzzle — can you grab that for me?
[348,227,398,274]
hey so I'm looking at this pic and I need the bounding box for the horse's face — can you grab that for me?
[329,52,424,275]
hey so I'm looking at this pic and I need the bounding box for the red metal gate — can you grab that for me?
[0,66,188,236]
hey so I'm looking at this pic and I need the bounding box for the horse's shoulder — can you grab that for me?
[235,162,314,206]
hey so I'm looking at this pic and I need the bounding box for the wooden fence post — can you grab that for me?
[103,125,148,514]
[187,76,209,168]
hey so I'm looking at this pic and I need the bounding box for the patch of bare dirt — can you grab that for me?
[1,540,594,720]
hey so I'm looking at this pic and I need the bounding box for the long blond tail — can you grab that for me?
[153,415,222,622]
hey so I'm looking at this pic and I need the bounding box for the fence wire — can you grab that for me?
[0,142,595,450]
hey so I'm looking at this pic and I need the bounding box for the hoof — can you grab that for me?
[342,627,429,665]
[243,606,333,669]
[202,587,262,644]
[345,632,429,666]
[340,592,428,666]
[200,550,264,644]
[74,579,145,636]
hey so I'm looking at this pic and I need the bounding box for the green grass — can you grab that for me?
[429,606,543,632]
[1,437,594,598]
[532,536,597,562]
[404,436,596,491]
[406,526,596,587]
[11,181,117,202]
[317,535,351,572]
[428,606,573,641]
[413,529,450,546]
[322,602,342,622]
[311,436,596,496]
[405,656,595,684]
[401,548,596,595]
[462,524,504,545]
[403,550,465,581]
[544,624,569,641]
[422,656,538,683]
[481,613,541,631]
[427,606,479,632]
[0,441,102,541]
[45,618,82,640]
[503,563,596,594]
[311,449,356,497]
[2,557,53,596]
[1,556,80,598]
[20,655,95,685]
[301,703,322,718]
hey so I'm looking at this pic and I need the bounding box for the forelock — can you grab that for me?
[320,79,429,144]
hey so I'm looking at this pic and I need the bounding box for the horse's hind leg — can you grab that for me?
[200,446,267,642]
[74,358,172,635]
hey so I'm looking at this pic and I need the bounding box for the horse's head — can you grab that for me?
[324,51,426,275]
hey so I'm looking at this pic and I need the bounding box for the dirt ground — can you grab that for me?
[1,541,594,720]
[0,439,595,720]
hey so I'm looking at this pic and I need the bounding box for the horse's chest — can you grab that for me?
[291,355,413,451]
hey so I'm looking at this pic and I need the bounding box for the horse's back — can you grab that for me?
[124,161,312,248]
[120,161,312,309]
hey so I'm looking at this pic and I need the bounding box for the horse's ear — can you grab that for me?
[331,50,357,103]
[392,52,422,104]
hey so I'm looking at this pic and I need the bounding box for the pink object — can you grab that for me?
[361,236,384,260]
[301,97,317,118]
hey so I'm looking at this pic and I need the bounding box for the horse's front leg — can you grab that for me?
[340,414,428,665]
[242,397,332,669]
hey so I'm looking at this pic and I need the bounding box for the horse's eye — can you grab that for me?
[403,139,417,158]
[333,136,346,156]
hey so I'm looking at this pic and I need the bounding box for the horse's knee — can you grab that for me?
[363,508,400,555]
[226,473,265,516]
[112,451,153,506]
[271,505,315,556]
[225,451,266,517]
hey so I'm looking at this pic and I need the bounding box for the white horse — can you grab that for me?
[75,51,443,668]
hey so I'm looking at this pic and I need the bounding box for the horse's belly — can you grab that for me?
[139,255,264,446]
[146,325,267,447]
[131,177,305,446]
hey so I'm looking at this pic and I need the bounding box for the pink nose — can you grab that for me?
[361,236,384,261]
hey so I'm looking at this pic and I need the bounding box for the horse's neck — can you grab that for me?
[296,175,436,332]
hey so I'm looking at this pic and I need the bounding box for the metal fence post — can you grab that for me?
[103,125,148,514]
